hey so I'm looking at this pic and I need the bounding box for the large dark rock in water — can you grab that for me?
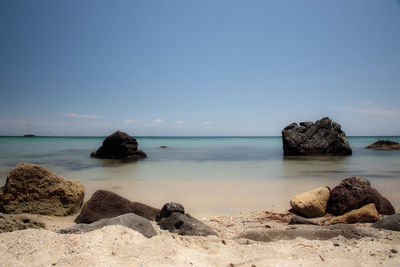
[365,140,400,150]
[156,202,217,236]
[75,190,160,224]
[372,214,400,231]
[327,177,395,216]
[59,213,157,238]
[281,117,352,156]
[91,131,147,159]
[0,163,85,216]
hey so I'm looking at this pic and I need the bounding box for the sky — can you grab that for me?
[1,0,400,136]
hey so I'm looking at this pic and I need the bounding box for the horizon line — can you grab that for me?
[0,135,399,138]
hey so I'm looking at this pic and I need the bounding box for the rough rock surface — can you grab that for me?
[327,203,380,225]
[236,224,375,242]
[156,202,185,222]
[0,213,46,233]
[75,190,160,224]
[0,163,85,216]
[281,117,352,156]
[365,140,400,150]
[372,213,400,231]
[288,215,319,225]
[59,213,157,238]
[91,131,147,159]
[327,177,395,216]
[289,187,330,218]
[158,212,218,236]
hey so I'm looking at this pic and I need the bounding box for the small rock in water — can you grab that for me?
[391,248,398,254]
[365,140,400,150]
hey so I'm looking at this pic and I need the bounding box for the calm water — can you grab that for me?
[0,136,399,215]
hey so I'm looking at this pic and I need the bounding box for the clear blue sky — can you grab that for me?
[1,0,399,136]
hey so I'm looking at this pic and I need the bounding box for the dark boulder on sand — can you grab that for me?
[281,117,352,156]
[158,212,218,237]
[0,163,84,216]
[60,213,157,238]
[372,213,400,231]
[156,202,185,221]
[327,177,395,216]
[75,190,160,224]
[365,140,400,150]
[91,131,147,159]
[156,202,217,236]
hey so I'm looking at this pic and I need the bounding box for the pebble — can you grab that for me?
[333,243,340,247]
[390,248,398,253]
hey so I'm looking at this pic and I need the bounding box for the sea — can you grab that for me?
[0,136,399,215]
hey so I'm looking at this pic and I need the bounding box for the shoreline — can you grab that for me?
[78,178,400,217]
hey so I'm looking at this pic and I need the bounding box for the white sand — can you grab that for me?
[1,211,399,266]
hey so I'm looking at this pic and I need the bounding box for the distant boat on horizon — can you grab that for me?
[22,121,35,137]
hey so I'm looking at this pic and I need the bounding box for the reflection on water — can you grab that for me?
[0,136,399,180]
[0,136,399,214]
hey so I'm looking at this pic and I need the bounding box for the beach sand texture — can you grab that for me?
[0,211,399,266]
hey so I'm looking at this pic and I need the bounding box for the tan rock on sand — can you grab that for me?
[327,203,380,225]
[0,163,85,216]
[290,187,330,218]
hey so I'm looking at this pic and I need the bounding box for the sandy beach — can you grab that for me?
[2,0,400,265]
[78,178,400,217]
[1,136,399,266]
[0,210,399,266]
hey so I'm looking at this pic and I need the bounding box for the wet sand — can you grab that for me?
[80,178,400,217]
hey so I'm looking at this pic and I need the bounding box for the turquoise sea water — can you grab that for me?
[0,136,399,214]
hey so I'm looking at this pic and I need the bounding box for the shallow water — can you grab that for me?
[0,136,399,215]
